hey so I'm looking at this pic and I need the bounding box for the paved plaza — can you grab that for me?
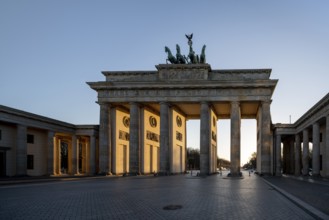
[0,171,328,220]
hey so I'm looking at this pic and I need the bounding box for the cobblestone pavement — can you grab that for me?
[263,175,329,218]
[0,171,320,220]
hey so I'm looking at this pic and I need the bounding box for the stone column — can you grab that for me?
[89,135,96,175]
[312,122,320,176]
[160,102,170,174]
[47,131,55,175]
[99,103,111,175]
[84,140,88,174]
[184,118,187,172]
[16,125,27,176]
[71,135,78,175]
[58,139,61,174]
[200,102,210,175]
[289,138,295,174]
[230,101,241,176]
[129,102,141,175]
[326,115,329,177]
[275,134,281,176]
[302,129,309,175]
[295,134,301,176]
[282,140,288,174]
[260,100,271,174]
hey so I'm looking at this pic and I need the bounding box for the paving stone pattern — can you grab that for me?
[264,175,329,216]
[0,171,316,220]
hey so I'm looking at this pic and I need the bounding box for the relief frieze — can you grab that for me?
[100,88,272,100]
[159,70,208,80]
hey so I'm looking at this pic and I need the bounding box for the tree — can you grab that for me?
[187,147,231,170]
[187,147,200,169]
[242,152,256,169]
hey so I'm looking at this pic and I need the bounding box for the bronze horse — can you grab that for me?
[176,44,186,64]
[165,46,177,64]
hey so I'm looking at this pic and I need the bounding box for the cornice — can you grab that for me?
[294,93,329,128]
[87,80,278,90]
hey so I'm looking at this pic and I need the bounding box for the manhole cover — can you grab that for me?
[163,205,183,210]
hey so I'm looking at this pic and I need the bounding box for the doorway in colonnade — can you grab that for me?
[60,142,69,174]
[0,151,6,177]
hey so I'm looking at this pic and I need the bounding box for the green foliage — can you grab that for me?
[187,147,231,170]
[187,147,200,169]
[243,152,256,169]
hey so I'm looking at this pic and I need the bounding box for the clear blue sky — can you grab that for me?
[1,1,328,164]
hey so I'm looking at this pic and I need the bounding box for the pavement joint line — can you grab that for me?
[282,175,329,187]
[262,177,329,220]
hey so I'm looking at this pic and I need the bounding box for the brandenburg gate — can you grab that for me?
[87,36,277,176]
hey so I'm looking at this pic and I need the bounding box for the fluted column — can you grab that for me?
[57,139,61,174]
[282,140,289,174]
[260,100,271,174]
[295,134,301,176]
[275,134,281,176]
[230,101,241,176]
[160,102,170,174]
[302,129,309,175]
[16,125,27,176]
[47,131,55,175]
[99,103,111,175]
[71,135,78,175]
[129,102,141,174]
[312,122,320,176]
[200,102,211,175]
[289,138,295,174]
[89,135,96,175]
[326,115,329,177]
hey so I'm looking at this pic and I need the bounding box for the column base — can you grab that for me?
[158,171,170,176]
[97,171,112,176]
[227,172,242,177]
[128,172,141,176]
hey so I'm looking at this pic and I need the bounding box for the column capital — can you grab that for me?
[47,130,55,136]
[99,102,111,107]
[231,100,240,106]
[295,133,301,141]
[16,124,27,129]
[261,100,272,106]
[159,101,172,108]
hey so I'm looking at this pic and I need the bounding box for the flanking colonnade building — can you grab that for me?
[273,93,329,177]
[0,105,98,177]
[0,63,328,177]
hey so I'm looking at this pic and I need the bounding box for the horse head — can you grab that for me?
[176,44,181,53]
[200,45,206,64]
[201,45,206,53]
